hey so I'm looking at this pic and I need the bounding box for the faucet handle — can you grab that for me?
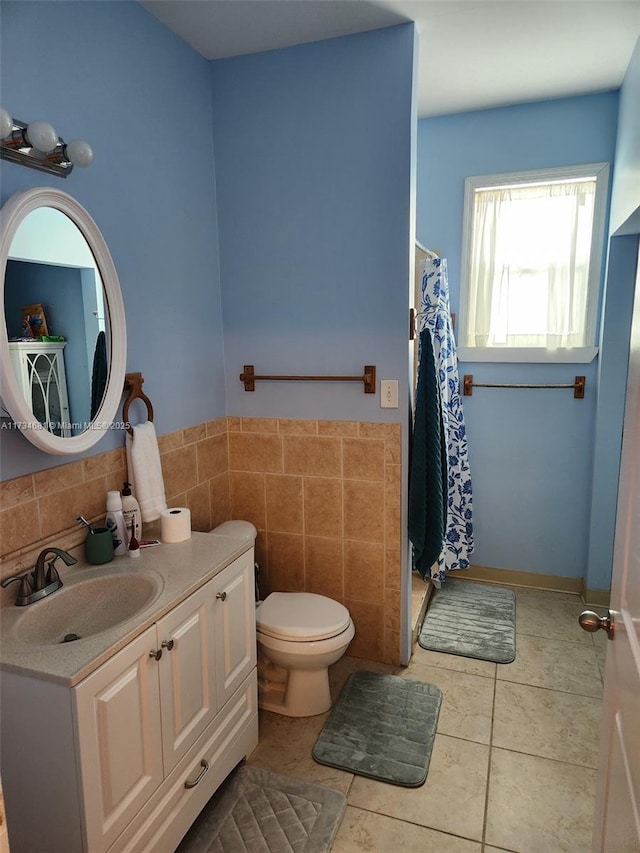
[1,573,34,604]
[40,552,73,588]
[46,561,61,586]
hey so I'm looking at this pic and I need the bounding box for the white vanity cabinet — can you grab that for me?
[1,548,258,853]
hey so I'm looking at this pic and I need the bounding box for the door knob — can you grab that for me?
[579,610,614,640]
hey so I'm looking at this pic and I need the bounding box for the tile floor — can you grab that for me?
[246,582,607,853]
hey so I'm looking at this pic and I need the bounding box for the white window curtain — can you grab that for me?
[466,179,597,349]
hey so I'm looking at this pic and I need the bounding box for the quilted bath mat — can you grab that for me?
[418,579,516,663]
[312,670,442,788]
[176,764,346,853]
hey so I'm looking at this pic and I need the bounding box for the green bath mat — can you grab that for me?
[312,670,442,788]
[176,764,346,853]
[418,579,516,663]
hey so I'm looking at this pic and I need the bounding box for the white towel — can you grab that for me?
[125,421,168,523]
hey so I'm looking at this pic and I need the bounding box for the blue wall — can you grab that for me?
[417,93,619,583]
[3,0,629,596]
[609,38,640,235]
[587,37,640,592]
[0,6,417,600]
[211,25,416,424]
[0,1,224,479]
[209,26,416,662]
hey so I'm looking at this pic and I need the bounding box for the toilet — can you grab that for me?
[212,520,355,718]
[256,592,355,717]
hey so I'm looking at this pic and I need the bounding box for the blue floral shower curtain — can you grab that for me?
[415,257,474,582]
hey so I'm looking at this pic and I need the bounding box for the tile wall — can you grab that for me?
[227,417,402,665]
[0,416,403,665]
[0,417,230,582]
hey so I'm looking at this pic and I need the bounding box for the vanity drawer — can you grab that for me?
[109,670,258,853]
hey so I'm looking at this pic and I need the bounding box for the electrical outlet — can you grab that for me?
[381,379,398,408]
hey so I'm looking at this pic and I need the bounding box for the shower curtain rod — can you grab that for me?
[463,374,586,399]
[416,239,440,259]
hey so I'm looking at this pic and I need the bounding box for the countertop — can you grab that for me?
[0,530,254,687]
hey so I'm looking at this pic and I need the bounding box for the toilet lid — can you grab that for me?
[256,592,351,641]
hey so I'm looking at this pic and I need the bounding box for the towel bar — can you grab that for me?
[463,374,585,399]
[240,364,376,394]
[123,372,155,434]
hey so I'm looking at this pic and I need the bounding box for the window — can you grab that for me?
[459,163,609,362]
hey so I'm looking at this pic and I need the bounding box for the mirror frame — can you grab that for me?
[0,187,127,455]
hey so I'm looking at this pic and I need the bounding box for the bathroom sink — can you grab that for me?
[11,573,161,645]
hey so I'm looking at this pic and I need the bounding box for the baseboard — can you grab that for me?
[581,585,611,608]
[462,564,584,594]
[411,573,434,647]
[415,565,611,616]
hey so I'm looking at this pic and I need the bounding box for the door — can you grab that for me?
[74,625,163,853]
[157,581,217,773]
[590,241,640,851]
[213,550,257,707]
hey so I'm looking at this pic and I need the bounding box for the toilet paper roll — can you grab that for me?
[160,507,192,543]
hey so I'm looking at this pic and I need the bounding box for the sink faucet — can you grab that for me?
[33,547,77,591]
[1,547,77,606]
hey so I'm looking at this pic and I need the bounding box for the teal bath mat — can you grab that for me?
[418,579,516,663]
[312,670,442,788]
[176,764,346,853]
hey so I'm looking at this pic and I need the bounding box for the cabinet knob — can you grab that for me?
[216,591,227,601]
[161,639,174,651]
[149,649,162,661]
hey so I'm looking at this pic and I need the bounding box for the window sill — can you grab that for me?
[457,347,599,364]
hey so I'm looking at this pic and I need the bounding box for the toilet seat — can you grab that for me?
[256,592,351,641]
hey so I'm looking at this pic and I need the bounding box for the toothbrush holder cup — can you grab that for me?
[85,527,115,565]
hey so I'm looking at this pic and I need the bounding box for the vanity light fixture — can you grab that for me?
[0,107,93,178]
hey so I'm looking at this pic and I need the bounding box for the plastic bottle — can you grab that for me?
[128,530,140,559]
[121,482,142,542]
[105,490,128,556]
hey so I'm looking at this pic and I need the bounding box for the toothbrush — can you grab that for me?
[76,515,95,534]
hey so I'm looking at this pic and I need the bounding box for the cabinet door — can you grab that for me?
[8,344,71,436]
[156,582,218,774]
[213,549,257,707]
[74,625,163,853]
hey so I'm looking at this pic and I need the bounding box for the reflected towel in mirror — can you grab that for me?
[90,331,107,421]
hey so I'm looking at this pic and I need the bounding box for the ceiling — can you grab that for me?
[141,0,640,117]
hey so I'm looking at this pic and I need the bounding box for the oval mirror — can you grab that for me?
[0,187,126,455]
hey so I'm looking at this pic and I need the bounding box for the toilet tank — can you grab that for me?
[212,520,257,543]
[212,521,259,600]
